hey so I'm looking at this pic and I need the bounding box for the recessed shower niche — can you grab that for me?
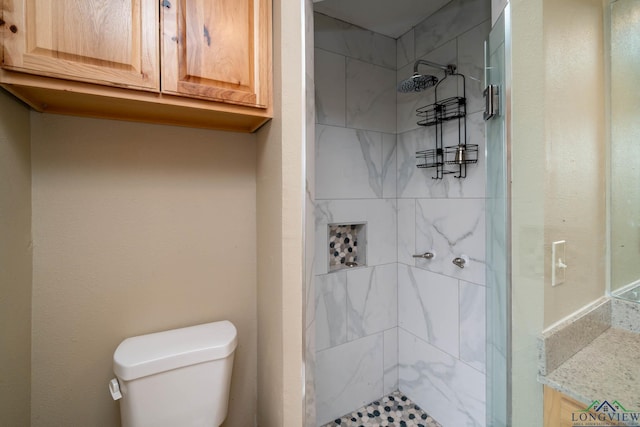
[327,223,366,272]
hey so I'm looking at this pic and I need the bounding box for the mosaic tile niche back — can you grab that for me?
[328,223,366,272]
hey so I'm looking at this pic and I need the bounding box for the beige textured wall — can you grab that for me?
[256,115,284,427]
[0,90,32,427]
[256,0,305,425]
[30,114,257,427]
[510,0,605,422]
[542,0,606,327]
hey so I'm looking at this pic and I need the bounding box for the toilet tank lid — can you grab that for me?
[113,320,237,381]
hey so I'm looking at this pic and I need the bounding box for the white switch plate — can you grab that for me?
[552,240,566,287]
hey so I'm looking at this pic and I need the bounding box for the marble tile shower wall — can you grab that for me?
[396,0,490,426]
[314,12,399,426]
[313,0,490,425]
[305,1,317,426]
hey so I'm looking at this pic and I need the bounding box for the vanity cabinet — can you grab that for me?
[544,386,625,427]
[544,386,586,427]
[0,0,272,132]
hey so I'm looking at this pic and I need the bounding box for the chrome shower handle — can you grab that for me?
[413,252,435,259]
[452,255,469,268]
[452,257,466,268]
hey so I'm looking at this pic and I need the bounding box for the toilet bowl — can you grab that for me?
[109,320,237,427]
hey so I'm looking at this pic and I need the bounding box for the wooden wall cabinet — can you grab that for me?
[162,0,270,109]
[2,0,160,90]
[0,0,272,132]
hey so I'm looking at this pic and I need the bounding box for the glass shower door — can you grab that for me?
[485,6,510,427]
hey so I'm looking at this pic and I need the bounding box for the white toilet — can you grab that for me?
[109,320,237,427]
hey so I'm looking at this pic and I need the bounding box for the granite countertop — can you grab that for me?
[539,327,640,409]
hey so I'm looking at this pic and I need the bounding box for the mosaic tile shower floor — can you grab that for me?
[321,390,442,427]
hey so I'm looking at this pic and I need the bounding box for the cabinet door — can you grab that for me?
[543,386,625,427]
[2,0,159,90]
[161,0,271,108]
[544,386,585,427]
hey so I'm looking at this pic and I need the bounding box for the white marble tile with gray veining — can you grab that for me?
[397,29,416,70]
[492,0,509,27]
[315,199,398,275]
[486,271,508,364]
[307,334,317,425]
[347,264,398,340]
[382,133,397,198]
[460,281,486,373]
[307,131,317,200]
[315,272,348,351]
[414,0,491,59]
[457,21,492,115]
[305,203,317,427]
[316,125,384,200]
[306,5,316,423]
[306,261,317,427]
[384,327,399,396]
[314,203,331,276]
[486,337,508,427]
[398,265,460,357]
[314,13,396,70]
[316,333,384,426]
[315,49,346,127]
[346,59,397,133]
[488,8,507,56]
[396,127,438,197]
[397,199,417,265]
[306,281,317,426]
[399,329,486,427]
[415,198,486,285]
[306,200,316,336]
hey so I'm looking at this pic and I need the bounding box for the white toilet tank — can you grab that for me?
[111,320,237,427]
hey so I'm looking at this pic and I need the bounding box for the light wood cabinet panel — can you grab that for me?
[545,386,585,427]
[0,0,272,131]
[2,0,159,90]
[161,0,271,108]
[0,68,271,132]
[544,386,625,427]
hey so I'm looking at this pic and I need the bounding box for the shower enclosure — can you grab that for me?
[306,0,511,425]
[485,6,510,427]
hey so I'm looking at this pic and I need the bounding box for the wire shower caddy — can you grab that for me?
[415,72,478,179]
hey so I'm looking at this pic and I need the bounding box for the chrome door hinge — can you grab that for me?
[483,84,499,121]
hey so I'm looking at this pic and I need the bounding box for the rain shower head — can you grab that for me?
[397,59,457,93]
[397,73,438,93]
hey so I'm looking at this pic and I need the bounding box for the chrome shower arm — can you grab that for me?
[413,59,456,75]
